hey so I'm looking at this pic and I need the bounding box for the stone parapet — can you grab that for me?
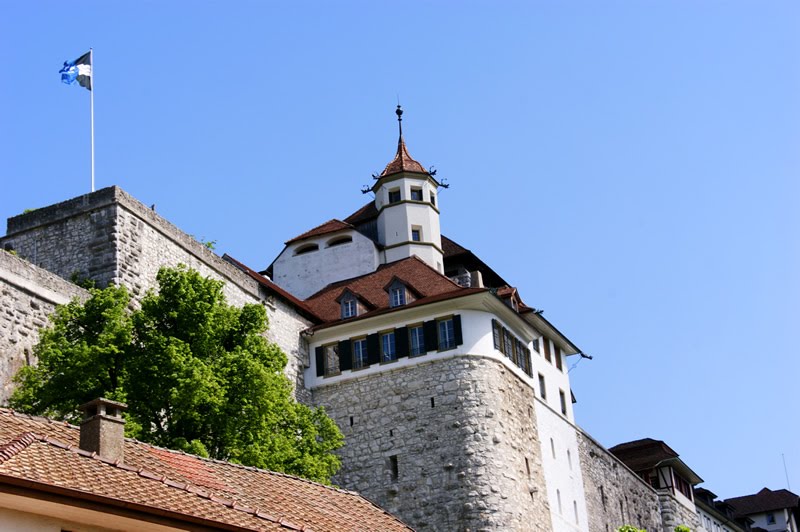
[576,428,661,532]
[0,250,89,403]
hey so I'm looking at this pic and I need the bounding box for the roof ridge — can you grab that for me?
[0,431,39,463]
[8,431,314,532]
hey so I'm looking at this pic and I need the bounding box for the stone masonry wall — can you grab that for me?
[1,187,312,398]
[0,250,88,403]
[312,355,552,532]
[658,492,700,532]
[577,429,661,532]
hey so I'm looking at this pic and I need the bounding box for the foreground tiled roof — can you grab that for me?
[285,219,354,245]
[305,256,477,324]
[726,487,800,515]
[0,409,412,531]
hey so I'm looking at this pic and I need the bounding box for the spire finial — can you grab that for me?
[396,104,403,138]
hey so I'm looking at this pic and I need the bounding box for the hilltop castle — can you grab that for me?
[0,108,761,531]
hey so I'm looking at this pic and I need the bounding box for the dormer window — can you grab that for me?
[388,189,401,204]
[338,290,360,319]
[390,286,406,307]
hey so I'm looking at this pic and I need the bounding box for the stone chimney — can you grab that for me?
[79,398,127,463]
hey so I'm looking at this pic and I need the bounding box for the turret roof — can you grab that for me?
[379,136,428,177]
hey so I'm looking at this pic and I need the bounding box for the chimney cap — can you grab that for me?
[79,397,128,419]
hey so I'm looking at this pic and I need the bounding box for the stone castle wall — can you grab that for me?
[312,355,552,532]
[0,250,88,403]
[577,429,662,532]
[0,187,312,397]
[658,492,700,532]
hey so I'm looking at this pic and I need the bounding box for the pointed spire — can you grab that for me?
[380,105,427,177]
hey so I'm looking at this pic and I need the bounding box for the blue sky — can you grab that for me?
[2,1,798,499]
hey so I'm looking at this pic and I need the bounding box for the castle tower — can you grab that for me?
[373,106,444,273]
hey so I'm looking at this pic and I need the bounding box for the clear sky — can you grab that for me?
[2,1,798,500]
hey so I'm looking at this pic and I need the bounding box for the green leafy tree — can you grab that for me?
[617,527,647,532]
[10,265,343,484]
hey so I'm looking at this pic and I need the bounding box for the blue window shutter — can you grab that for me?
[339,339,352,371]
[453,315,463,346]
[367,333,380,365]
[396,326,409,358]
[315,346,325,377]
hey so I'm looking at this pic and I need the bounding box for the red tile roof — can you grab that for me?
[305,256,476,324]
[285,219,354,245]
[726,488,800,515]
[0,409,412,531]
[379,137,428,177]
[343,202,378,226]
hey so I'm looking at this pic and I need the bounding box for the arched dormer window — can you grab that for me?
[294,243,319,256]
[326,235,352,248]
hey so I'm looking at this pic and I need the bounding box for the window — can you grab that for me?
[410,187,423,201]
[409,325,425,356]
[326,235,352,247]
[352,338,368,369]
[430,192,436,206]
[555,345,563,371]
[674,472,693,499]
[438,318,455,350]
[411,227,421,242]
[323,344,340,376]
[559,390,567,416]
[767,513,776,525]
[294,243,318,255]
[543,338,552,363]
[381,331,396,362]
[532,338,540,353]
[538,374,546,400]
[492,320,502,351]
[503,330,515,360]
[390,286,406,307]
[341,297,357,319]
[388,189,401,204]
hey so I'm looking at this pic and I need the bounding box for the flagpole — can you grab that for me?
[90,48,95,193]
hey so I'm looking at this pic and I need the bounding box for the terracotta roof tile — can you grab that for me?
[285,220,354,245]
[726,488,800,515]
[304,256,477,324]
[379,137,427,177]
[0,409,411,531]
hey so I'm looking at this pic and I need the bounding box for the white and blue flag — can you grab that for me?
[59,52,92,90]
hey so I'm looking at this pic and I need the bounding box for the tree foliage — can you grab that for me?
[11,265,343,484]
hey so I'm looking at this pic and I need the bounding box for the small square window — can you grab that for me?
[324,345,340,376]
[438,318,456,350]
[430,192,436,206]
[409,325,425,356]
[388,189,401,204]
[410,187,423,201]
[381,332,396,362]
[352,338,368,369]
[532,338,540,353]
[411,228,421,242]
